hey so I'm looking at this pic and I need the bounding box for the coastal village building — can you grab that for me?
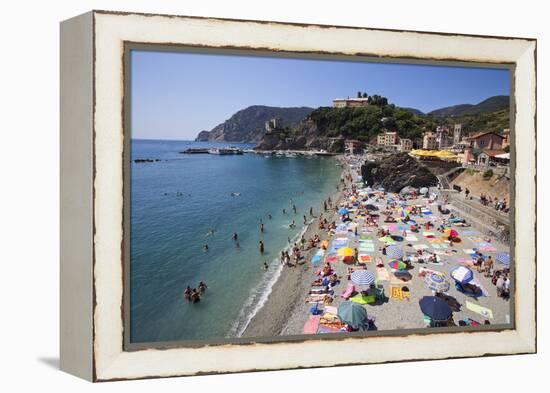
[332,97,370,108]
[466,131,504,150]
[476,149,507,166]
[422,132,438,150]
[399,138,413,152]
[377,131,398,146]
[502,128,510,149]
[265,118,282,133]
[435,126,452,150]
[344,139,364,155]
[453,124,463,145]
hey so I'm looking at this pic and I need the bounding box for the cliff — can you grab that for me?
[195,105,313,143]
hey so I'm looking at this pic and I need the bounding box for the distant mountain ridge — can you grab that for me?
[195,105,314,143]
[428,95,509,118]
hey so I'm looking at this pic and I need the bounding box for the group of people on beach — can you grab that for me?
[183,281,208,303]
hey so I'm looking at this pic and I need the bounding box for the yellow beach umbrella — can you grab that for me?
[337,247,354,257]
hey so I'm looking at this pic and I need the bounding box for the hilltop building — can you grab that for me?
[332,97,370,108]
[265,118,283,133]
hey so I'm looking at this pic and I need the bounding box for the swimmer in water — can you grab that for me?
[203,244,209,252]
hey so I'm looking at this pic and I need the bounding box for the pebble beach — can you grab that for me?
[243,155,511,338]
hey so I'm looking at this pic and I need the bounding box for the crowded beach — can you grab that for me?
[243,156,511,337]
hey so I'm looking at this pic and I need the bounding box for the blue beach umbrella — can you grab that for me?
[338,208,349,215]
[386,245,404,259]
[424,272,450,293]
[351,270,376,286]
[450,266,474,284]
[337,301,368,329]
[495,252,510,266]
[419,296,452,321]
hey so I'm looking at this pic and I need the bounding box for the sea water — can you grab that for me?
[130,139,341,343]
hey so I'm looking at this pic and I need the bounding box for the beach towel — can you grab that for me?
[317,324,345,334]
[311,255,322,265]
[405,235,418,242]
[340,283,355,299]
[466,301,494,319]
[358,255,372,263]
[325,254,338,263]
[325,305,338,315]
[376,266,391,281]
[303,315,321,334]
[463,248,476,255]
[350,295,375,304]
[413,244,429,250]
[390,286,403,300]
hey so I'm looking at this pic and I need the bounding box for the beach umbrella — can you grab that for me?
[351,270,376,286]
[419,296,452,321]
[337,247,354,257]
[424,272,450,293]
[496,252,510,266]
[419,187,429,194]
[337,301,368,329]
[386,245,404,259]
[450,266,474,284]
[388,260,407,271]
[338,208,349,215]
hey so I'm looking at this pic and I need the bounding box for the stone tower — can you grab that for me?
[453,123,462,145]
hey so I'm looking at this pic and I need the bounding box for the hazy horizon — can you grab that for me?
[131,50,510,140]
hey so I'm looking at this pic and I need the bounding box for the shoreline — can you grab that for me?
[241,158,348,338]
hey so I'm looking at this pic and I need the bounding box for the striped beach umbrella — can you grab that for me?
[424,272,450,293]
[351,270,376,286]
[388,260,407,271]
[495,252,510,266]
[386,245,404,259]
[450,266,474,284]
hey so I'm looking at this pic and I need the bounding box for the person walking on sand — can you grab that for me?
[259,240,265,254]
[485,256,494,277]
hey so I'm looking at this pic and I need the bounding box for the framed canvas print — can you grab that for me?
[60,10,537,381]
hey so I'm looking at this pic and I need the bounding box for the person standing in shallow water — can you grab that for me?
[260,223,264,233]
[259,240,265,254]
[232,232,238,241]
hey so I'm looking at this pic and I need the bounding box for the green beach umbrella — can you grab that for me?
[337,301,368,330]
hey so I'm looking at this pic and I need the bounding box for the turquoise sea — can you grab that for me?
[130,139,341,343]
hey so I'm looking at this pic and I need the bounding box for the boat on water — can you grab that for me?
[180,148,209,154]
[208,147,244,155]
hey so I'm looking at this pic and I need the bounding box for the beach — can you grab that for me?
[243,156,511,338]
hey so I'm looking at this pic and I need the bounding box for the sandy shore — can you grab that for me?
[242,162,348,338]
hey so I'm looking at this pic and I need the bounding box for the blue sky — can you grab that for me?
[131,50,510,140]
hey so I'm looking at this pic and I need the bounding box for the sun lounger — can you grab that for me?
[340,283,355,299]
